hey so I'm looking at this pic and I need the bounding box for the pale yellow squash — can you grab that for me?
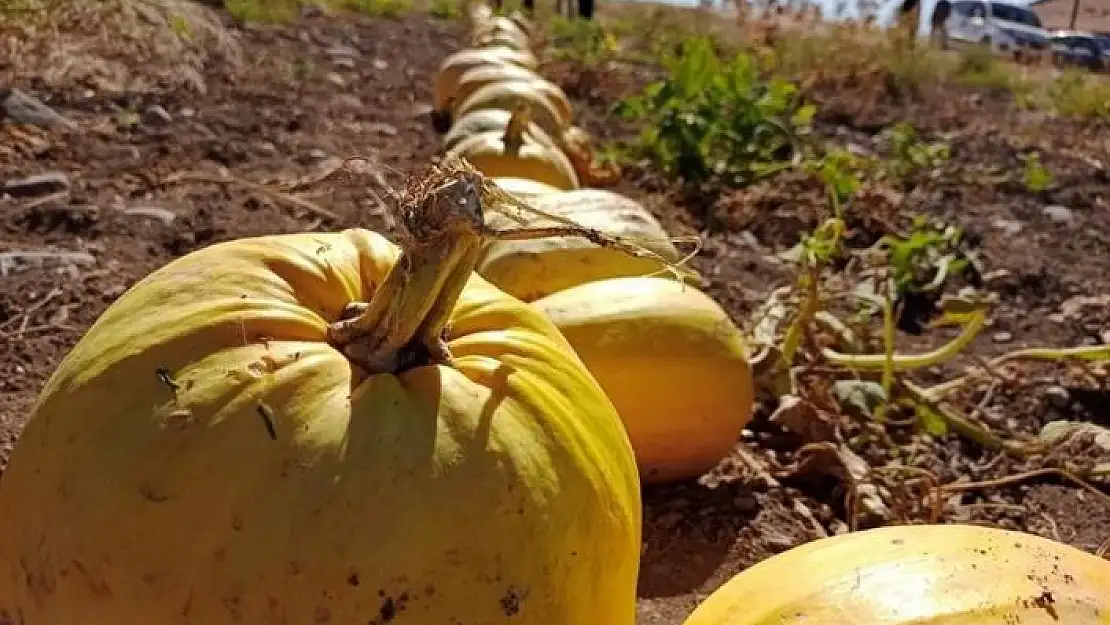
[473,29,531,51]
[478,188,699,302]
[453,79,572,139]
[431,47,538,131]
[532,276,754,483]
[682,523,1110,625]
[468,5,533,41]
[450,64,549,111]
[469,17,532,51]
[446,105,580,191]
[452,68,573,126]
[433,56,541,114]
[449,130,578,190]
[445,108,621,188]
[0,165,642,625]
[492,176,563,199]
[445,107,561,152]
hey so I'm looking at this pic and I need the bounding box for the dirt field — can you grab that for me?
[2,2,1109,623]
[1035,0,1110,31]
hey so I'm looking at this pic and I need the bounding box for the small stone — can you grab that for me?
[1044,385,1070,409]
[326,72,346,87]
[2,172,70,198]
[325,44,361,59]
[1042,205,1074,224]
[762,530,797,552]
[306,148,329,161]
[1094,432,1110,452]
[180,107,196,118]
[991,218,1022,235]
[372,58,389,70]
[331,57,356,69]
[2,88,80,130]
[367,122,398,136]
[143,104,173,124]
[992,331,1013,343]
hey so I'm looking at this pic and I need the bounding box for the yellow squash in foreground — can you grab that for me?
[532,276,754,483]
[479,188,698,302]
[0,166,642,625]
[683,523,1110,625]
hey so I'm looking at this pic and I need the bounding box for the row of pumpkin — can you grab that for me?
[0,8,1104,625]
[429,3,758,485]
[431,7,1110,624]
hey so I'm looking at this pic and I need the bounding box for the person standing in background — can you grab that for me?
[895,0,922,48]
[930,0,952,48]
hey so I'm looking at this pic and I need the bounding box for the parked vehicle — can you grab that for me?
[938,0,1050,54]
[1050,30,1110,71]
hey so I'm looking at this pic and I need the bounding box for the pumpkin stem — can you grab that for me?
[562,127,621,187]
[501,102,531,157]
[327,159,488,374]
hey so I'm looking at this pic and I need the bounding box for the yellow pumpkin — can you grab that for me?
[467,5,533,41]
[469,17,532,51]
[445,107,560,152]
[452,69,573,125]
[0,165,642,625]
[446,104,580,191]
[448,65,559,115]
[491,176,563,199]
[453,79,572,140]
[682,523,1110,625]
[431,47,538,132]
[445,109,621,188]
[434,60,541,114]
[472,29,531,51]
[478,188,699,302]
[532,276,754,483]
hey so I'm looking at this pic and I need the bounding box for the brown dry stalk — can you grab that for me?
[934,467,1110,508]
[337,154,700,284]
[327,155,693,373]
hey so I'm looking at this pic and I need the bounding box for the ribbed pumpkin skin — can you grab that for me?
[492,176,563,199]
[0,228,642,625]
[446,131,580,191]
[453,81,570,139]
[450,66,561,118]
[682,523,1110,625]
[532,276,754,483]
[432,48,538,113]
[479,189,694,302]
[444,108,560,153]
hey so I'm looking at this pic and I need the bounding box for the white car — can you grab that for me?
[938,0,1050,54]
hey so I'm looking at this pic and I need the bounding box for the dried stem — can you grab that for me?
[327,156,694,375]
[327,160,487,374]
[501,102,530,156]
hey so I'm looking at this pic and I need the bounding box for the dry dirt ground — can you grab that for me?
[1034,0,1110,31]
[2,3,1109,624]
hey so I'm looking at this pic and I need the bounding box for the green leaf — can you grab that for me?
[915,404,949,436]
[832,379,888,419]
